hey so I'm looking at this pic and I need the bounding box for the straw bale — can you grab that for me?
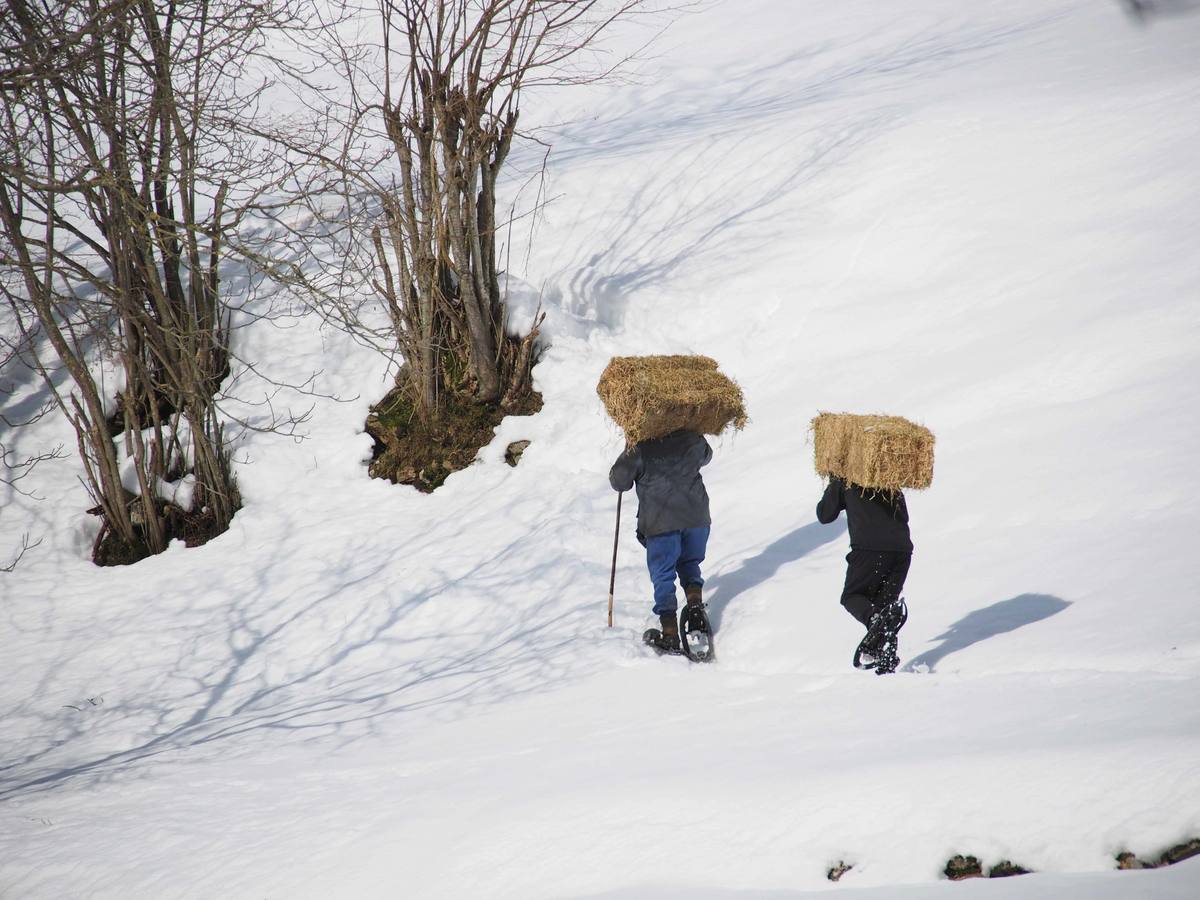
[597,355,748,445]
[811,412,935,491]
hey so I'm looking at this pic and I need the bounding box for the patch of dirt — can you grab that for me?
[944,855,1033,880]
[365,385,542,493]
[1117,838,1200,869]
[988,860,1030,878]
[91,496,239,566]
[944,855,984,880]
[826,861,852,882]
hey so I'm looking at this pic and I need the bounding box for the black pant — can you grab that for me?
[840,549,911,626]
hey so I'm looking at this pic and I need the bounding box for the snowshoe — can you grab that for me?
[642,627,685,656]
[679,600,716,663]
[643,612,684,656]
[854,597,907,675]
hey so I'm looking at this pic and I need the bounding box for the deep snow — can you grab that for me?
[2,0,1200,897]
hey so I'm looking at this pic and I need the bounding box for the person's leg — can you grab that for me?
[676,525,710,601]
[863,553,911,674]
[645,531,683,616]
[868,553,911,618]
[840,549,881,625]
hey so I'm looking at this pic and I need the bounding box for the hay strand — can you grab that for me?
[597,355,748,445]
[811,412,935,491]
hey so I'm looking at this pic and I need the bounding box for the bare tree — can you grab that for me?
[0,0,306,564]
[265,0,647,427]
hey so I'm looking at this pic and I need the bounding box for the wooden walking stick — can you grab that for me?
[607,491,623,627]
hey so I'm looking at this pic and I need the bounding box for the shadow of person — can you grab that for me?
[904,593,1071,672]
[1118,0,1200,24]
[704,519,846,630]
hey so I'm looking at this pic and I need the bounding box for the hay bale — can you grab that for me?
[597,355,748,445]
[811,412,935,491]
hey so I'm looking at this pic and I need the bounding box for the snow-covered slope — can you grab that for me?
[3,1,1199,897]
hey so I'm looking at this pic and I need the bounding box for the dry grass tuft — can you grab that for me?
[811,412,935,491]
[597,355,748,445]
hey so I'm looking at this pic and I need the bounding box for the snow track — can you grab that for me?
[3,1,1199,897]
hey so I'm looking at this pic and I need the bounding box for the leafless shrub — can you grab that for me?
[0,0,312,564]
[259,0,658,425]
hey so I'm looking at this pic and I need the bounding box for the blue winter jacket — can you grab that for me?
[609,430,712,540]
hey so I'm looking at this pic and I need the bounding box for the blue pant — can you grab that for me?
[645,526,710,615]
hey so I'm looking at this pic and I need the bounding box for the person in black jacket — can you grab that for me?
[816,476,911,673]
[610,429,713,650]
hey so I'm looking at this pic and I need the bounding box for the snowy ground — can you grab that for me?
[3,0,1200,897]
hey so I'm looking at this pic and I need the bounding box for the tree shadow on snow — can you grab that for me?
[704,520,845,630]
[552,114,893,329]
[0,512,596,802]
[531,15,1052,329]
[903,593,1071,672]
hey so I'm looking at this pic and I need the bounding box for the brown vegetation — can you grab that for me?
[597,355,748,446]
[811,412,935,492]
[366,382,541,493]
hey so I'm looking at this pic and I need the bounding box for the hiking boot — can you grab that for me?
[658,612,680,651]
[684,582,704,608]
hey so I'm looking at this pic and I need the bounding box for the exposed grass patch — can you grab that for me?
[365,385,542,492]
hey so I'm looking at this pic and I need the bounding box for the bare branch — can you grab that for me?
[1,533,43,573]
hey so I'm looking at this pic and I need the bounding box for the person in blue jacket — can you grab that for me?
[610,429,712,651]
[817,476,911,673]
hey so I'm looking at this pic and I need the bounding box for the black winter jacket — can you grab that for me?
[609,430,712,539]
[816,477,912,553]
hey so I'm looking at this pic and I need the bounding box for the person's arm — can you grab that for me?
[894,490,909,524]
[697,435,713,468]
[609,445,642,492]
[816,476,845,523]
